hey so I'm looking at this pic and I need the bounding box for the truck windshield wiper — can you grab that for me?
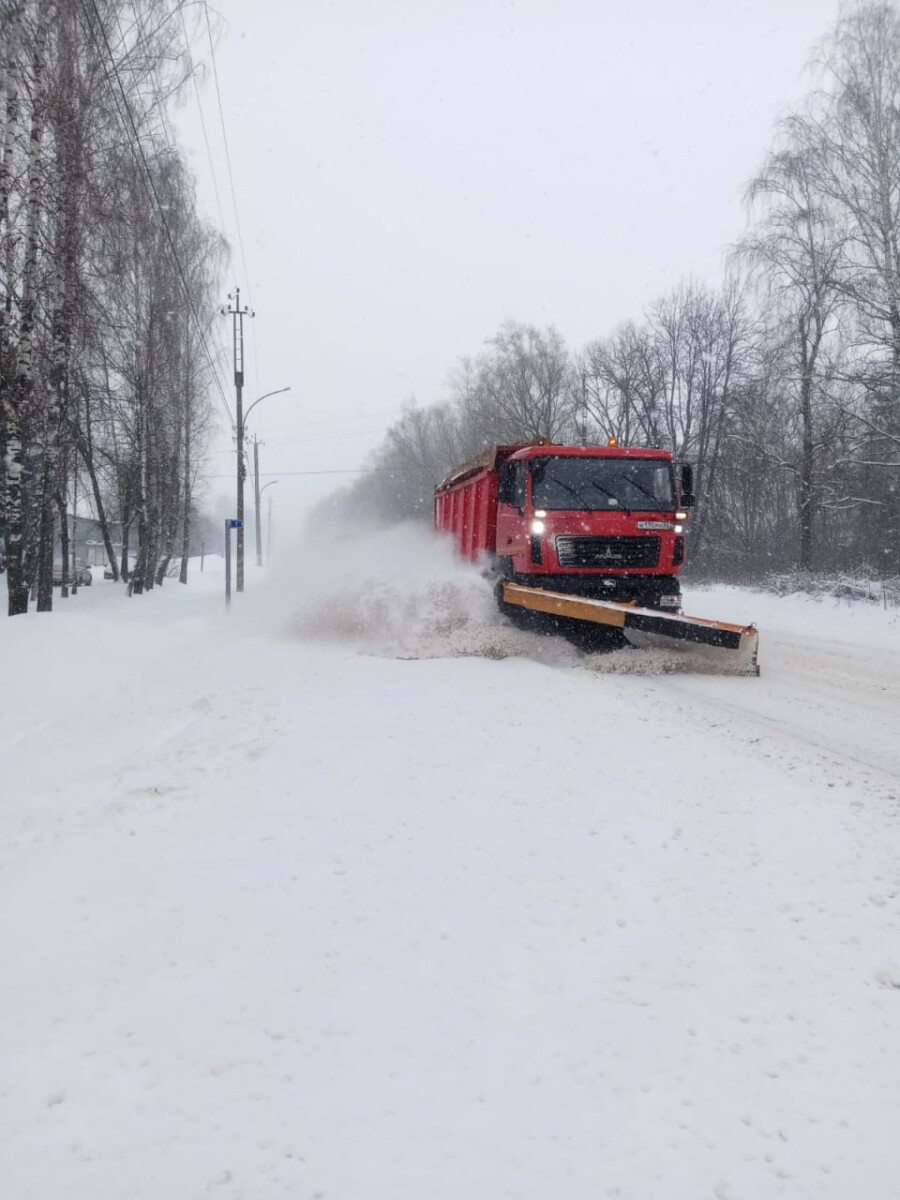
[538,473,592,511]
[536,465,633,513]
[588,480,630,513]
[610,474,666,510]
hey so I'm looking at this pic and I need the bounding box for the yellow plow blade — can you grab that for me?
[502,583,760,675]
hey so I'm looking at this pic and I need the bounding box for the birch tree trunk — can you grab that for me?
[37,0,80,612]
[76,379,119,579]
[7,3,48,615]
[0,0,23,385]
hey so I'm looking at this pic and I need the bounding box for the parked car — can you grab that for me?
[52,558,92,586]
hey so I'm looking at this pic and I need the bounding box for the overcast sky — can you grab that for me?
[176,0,843,521]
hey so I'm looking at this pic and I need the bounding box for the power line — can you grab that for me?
[202,468,395,478]
[116,1,236,434]
[203,0,259,394]
[83,0,234,424]
[206,425,388,453]
[79,0,234,427]
[254,426,389,448]
[260,406,407,433]
[178,3,229,236]
[119,1,178,159]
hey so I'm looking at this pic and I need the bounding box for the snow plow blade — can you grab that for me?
[502,583,760,675]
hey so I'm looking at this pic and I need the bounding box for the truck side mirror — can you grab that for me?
[680,464,695,508]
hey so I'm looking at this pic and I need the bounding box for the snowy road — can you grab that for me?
[3,549,900,1200]
[650,630,900,798]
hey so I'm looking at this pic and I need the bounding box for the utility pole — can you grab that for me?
[258,480,279,567]
[224,518,242,608]
[240,386,290,568]
[222,287,254,592]
[224,520,232,608]
[253,435,262,567]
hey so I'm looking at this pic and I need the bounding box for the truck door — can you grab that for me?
[496,460,528,564]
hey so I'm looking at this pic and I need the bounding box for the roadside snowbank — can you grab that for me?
[684,581,900,649]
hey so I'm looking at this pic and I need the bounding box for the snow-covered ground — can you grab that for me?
[2,529,900,1199]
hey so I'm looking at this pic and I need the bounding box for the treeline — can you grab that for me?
[327,2,900,583]
[0,0,225,616]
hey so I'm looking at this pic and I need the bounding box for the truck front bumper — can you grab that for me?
[509,572,681,610]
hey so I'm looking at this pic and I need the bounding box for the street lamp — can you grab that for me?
[245,386,291,424]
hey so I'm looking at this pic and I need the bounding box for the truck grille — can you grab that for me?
[555,535,661,569]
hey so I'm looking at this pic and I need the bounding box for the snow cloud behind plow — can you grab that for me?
[256,522,746,673]
[277,523,573,663]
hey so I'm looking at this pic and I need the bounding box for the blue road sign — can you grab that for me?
[228,519,243,529]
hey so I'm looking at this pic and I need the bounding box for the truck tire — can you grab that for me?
[494,578,536,631]
[558,617,628,653]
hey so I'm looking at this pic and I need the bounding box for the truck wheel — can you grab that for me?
[559,618,628,653]
[494,578,542,632]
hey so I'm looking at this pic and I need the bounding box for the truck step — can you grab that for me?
[502,583,760,675]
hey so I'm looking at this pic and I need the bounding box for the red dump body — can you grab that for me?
[434,442,687,609]
[433,444,512,562]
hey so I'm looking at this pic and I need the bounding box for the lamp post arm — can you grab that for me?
[244,385,291,423]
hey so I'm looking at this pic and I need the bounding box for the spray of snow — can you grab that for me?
[246,521,742,673]
[271,522,572,663]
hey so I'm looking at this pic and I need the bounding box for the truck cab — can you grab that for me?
[493,445,690,610]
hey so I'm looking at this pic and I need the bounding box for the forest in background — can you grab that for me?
[0,0,226,616]
[325,3,900,586]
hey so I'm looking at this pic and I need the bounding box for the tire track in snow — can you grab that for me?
[638,632,900,805]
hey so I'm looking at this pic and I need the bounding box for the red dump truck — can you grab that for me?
[434,440,759,672]
[434,440,694,610]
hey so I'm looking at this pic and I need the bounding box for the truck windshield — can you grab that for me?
[531,456,675,512]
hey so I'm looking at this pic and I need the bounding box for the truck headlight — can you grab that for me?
[530,519,546,534]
